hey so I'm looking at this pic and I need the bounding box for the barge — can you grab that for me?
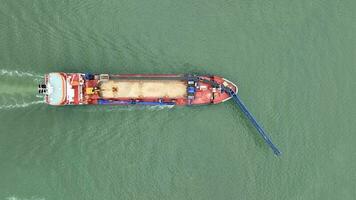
[38,72,281,156]
[38,73,237,106]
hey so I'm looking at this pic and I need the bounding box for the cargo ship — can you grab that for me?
[38,73,238,106]
[38,72,281,156]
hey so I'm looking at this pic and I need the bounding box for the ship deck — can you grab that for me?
[98,80,187,99]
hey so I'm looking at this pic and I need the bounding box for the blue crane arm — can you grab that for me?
[184,75,281,156]
[226,89,282,156]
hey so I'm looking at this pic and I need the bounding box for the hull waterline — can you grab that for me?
[38,73,238,106]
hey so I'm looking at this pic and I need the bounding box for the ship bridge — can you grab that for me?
[46,73,67,105]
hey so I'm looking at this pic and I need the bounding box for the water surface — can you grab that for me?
[0,0,355,199]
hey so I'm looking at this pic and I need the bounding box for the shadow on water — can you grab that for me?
[0,69,45,110]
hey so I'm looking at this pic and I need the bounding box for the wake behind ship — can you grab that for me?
[38,73,237,106]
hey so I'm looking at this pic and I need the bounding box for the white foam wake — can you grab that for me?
[0,69,45,110]
[6,196,45,200]
[0,69,43,78]
[0,100,44,110]
[148,105,175,110]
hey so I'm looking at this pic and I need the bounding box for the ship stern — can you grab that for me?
[39,73,67,105]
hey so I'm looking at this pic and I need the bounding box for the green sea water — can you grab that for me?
[0,0,355,199]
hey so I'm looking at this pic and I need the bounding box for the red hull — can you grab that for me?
[40,73,237,106]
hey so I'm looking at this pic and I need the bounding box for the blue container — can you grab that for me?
[188,87,195,94]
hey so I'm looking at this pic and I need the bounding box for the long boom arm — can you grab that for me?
[192,74,282,156]
[225,88,281,156]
